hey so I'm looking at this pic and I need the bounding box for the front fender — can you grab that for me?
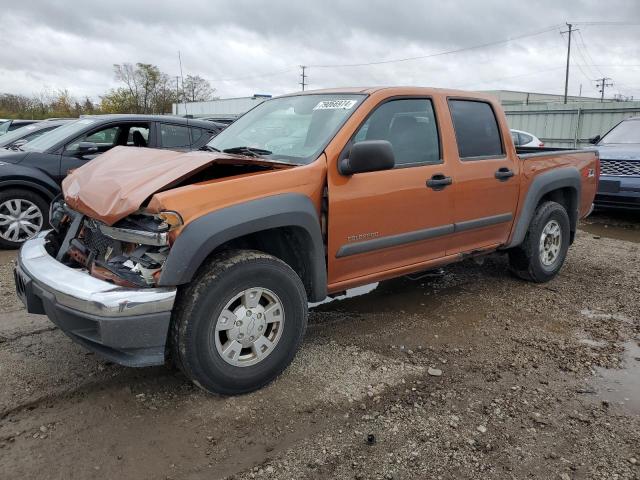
[158,193,327,301]
[0,162,59,199]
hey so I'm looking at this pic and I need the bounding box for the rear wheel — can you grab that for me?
[508,201,570,283]
[0,189,49,249]
[170,250,308,395]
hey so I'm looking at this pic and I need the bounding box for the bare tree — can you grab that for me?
[182,75,216,103]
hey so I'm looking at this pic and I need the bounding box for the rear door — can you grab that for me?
[446,99,519,254]
[327,97,455,287]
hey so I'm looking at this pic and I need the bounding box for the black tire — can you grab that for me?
[170,249,308,395]
[0,189,49,249]
[508,201,570,283]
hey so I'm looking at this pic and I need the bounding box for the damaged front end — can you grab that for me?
[48,199,181,288]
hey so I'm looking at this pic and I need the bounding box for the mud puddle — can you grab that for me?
[580,221,640,243]
[592,340,640,414]
[580,210,640,243]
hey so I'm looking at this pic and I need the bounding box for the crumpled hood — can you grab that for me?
[63,146,274,225]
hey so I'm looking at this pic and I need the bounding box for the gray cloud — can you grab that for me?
[1,0,639,100]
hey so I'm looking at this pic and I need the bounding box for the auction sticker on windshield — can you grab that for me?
[313,99,358,110]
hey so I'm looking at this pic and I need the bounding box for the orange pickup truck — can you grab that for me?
[15,87,599,394]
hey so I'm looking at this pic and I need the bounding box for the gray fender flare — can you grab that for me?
[0,179,59,200]
[505,167,581,249]
[158,193,327,302]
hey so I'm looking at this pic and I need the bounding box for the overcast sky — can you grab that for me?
[1,0,639,102]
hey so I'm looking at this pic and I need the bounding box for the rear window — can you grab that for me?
[449,100,503,159]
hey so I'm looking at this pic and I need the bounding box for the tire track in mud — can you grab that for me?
[0,325,58,344]
[0,366,178,421]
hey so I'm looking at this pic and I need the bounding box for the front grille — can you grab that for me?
[83,221,115,258]
[600,159,640,177]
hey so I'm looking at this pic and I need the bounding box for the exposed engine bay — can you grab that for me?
[48,199,176,287]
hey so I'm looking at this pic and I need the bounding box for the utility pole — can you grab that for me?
[175,76,180,115]
[561,23,576,104]
[299,66,308,91]
[596,77,613,102]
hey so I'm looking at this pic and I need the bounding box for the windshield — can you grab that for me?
[0,123,44,147]
[207,94,366,164]
[600,119,640,145]
[23,118,97,152]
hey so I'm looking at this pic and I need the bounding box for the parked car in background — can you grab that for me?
[0,119,74,150]
[15,87,599,394]
[0,115,223,248]
[0,119,41,135]
[200,116,236,125]
[590,116,640,210]
[510,129,544,148]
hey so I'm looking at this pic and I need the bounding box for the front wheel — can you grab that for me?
[0,189,49,249]
[170,250,308,395]
[508,201,570,283]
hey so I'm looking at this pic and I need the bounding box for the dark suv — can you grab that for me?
[592,116,640,210]
[0,115,223,248]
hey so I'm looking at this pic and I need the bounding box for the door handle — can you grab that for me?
[426,174,453,190]
[495,167,514,181]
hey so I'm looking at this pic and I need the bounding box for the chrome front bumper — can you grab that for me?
[16,231,176,317]
[15,232,177,366]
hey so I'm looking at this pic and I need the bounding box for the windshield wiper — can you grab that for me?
[199,145,220,152]
[223,146,272,158]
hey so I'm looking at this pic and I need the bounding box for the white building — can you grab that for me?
[172,95,271,120]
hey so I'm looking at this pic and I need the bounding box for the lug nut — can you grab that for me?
[238,333,244,339]
[257,313,262,319]
[249,336,254,341]
[246,310,252,316]
[235,320,242,327]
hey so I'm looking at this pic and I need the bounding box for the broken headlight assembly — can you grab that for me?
[59,209,183,288]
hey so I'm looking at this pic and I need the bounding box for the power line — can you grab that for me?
[210,68,297,83]
[576,31,605,78]
[309,25,562,68]
[454,66,565,89]
[571,21,640,26]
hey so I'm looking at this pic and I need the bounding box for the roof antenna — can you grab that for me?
[178,50,189,120]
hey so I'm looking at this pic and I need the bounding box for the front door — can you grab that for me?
[327,98,454,287]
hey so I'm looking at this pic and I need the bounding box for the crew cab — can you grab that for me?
[0,115,223,248]
[14,87,599,395]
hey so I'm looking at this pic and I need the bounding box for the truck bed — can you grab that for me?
[516,146,594,157]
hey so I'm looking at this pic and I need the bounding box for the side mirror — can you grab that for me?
[588,135,601,145]
[76,141,99,155]
[339,140,395,175]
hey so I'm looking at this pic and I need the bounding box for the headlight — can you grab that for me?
[157,211,183,230]
[99,224,169,246]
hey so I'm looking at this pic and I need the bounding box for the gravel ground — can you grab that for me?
[0,211,639,479]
